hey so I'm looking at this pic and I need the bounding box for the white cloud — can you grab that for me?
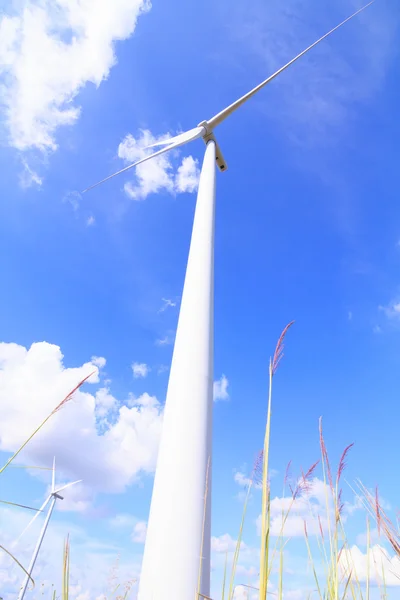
[356,527,380,548]
[19,159,43,189]
[175,156,200,193]
[86,215,96,227]
[132,362,150,378]
[211,533,247,553]
[95,386,118,418]
[340,545,400,587]
[256,477,357,538]
[379,301,400,320]
[91,356,106,369]
[0,341,163,501]
[108,513,147,543]
[233,585,255,600]
[0,0,150,154]
[233,469,276,491]
[158,298,177,313]
[213,374,229,401]
[235,565,258,578]
[132,520,147,543]
[118,130,200,200]
[155,332,175,346]
[109,513,136,528]
[234,471,254,488]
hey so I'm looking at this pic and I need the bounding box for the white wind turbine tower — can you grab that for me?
[84,4,374,599]
[17,459,81,600]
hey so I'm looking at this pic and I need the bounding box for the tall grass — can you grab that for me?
[223,323,400,600]
[3,330,400,599]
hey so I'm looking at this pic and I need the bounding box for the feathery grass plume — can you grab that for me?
[375,487,382,537]
[319,418,334,494]
[266,459,319,583]
[271,321,295,376]
[306,427,363,600]
[297,461,320,499]
[364,485,400,557]
[0,371,96,475]
[284,461,292,489]
[336,444,354,486]
[117,579,136,600]
[259,322,294,600]
[228,450,263,600]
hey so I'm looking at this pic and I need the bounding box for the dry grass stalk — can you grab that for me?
[228,450,263,600]
[259,322,294,600]
[62,535,70,600]
[0,544,35,589]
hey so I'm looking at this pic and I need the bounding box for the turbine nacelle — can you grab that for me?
[197,121,228,172]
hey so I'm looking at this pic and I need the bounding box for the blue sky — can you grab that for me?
[1,0,400,597]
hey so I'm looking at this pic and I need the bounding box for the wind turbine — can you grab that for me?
[83,4,374,600]
[16,459,81,600]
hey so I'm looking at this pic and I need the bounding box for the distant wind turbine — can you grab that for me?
[17,459,81,600]
[83,4,374,599]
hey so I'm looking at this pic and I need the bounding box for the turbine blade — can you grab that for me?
[144,126,206,149]
[82,126,205,193]
[54,479,82,494]
[13,495,52,545]
[207,1,375,129]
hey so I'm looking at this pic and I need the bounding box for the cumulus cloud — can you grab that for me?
[175,156,201,193]
[340,545,400,587]
[211,533,247,553]
[256,477,358,538]
[0,341,163,505]
[213,374,229,401]
[379,300,400,320]
[118,130,200,200]
[0,0,150,155]
[132,362,150,378]
[233,585,255,600]
[91,355,106,369]
[108,513,147,543]
[132,520,147,543]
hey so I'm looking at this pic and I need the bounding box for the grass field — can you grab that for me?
[1,325,399,599]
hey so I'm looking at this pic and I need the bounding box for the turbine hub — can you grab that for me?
[197,121,227,173]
